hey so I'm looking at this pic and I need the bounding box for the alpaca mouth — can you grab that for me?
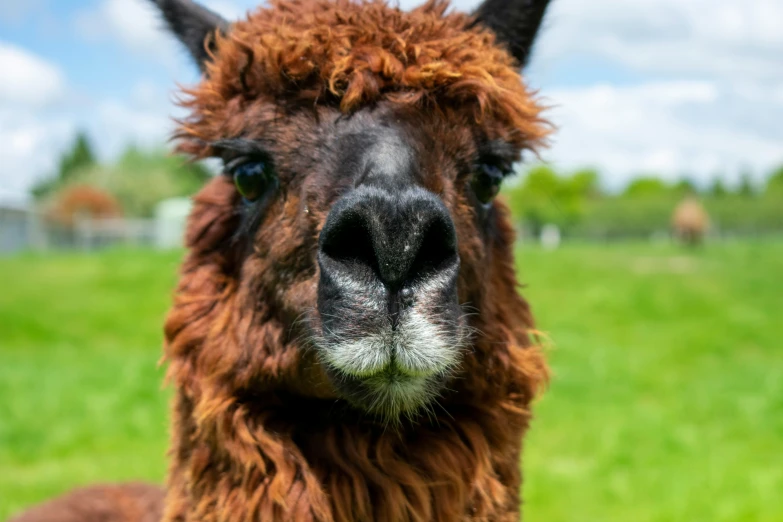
[313,310,466,419]
[319,312,461,378]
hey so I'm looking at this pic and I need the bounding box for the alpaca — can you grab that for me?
[12,0,552,520]
[672,195,709,246]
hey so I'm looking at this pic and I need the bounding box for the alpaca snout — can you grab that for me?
[312,185,466,418]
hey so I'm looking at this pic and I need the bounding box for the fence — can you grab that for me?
[3,205,781,255]
[0,198,192,254]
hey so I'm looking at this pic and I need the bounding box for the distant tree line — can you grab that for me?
[32,132,211,219]
[503,164,783,239]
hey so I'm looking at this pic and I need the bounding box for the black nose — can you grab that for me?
[319,186,458,291]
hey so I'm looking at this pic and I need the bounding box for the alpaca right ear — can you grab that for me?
[471,0,551,68]
[149,0,229,71]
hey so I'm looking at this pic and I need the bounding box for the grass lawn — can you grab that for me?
[1,241,781,520]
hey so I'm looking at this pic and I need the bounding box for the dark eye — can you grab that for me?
[472,162,507,204]
[228,159,277,202]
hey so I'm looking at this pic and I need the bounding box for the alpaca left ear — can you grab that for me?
[149,0,229,71]
[471,0,551,68]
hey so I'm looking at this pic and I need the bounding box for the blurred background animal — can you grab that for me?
[672,195,709,246]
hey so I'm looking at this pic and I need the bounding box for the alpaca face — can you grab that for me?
[155,0,551,422]
[210,103,519,419]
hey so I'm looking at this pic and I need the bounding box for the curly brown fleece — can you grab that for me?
[176,0,548,158]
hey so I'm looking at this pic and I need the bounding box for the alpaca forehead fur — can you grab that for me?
[178,0,549,155]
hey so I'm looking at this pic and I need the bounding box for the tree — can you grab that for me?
[32,132,96,198]
[59,132,96,182]
[709,177,728,197]
[504,165,593,235]
[737,171,755,197]
[569,168,601,198]
[673,177,698,196]
[623,176,670,198]
[765,165,783,196]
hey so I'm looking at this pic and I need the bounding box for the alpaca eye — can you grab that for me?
[229,159,277,202]
[472,163,507,204]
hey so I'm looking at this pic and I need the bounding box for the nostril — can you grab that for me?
[320,210,378,275]
[319,188,458,291]
[408,214,458,283]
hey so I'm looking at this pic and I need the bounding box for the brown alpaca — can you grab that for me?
[12,0,552,520]
[672,196,709,246]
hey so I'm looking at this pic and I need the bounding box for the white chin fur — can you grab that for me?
[358,372,439,420]
[321,310,461,378]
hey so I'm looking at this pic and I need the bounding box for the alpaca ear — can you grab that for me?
[149,0,229,71]
[471,0,551,68]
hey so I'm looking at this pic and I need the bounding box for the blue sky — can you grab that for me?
[1,0,782,197]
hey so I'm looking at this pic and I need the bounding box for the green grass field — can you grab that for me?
[1,242,781,520]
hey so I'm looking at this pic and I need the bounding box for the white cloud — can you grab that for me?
[88,98,177,158]
[0,43,65,107]
[539,81,783,188]
[0,109,75,194]
[74,0,179,63]
[533,0,783,83]
[72,0,250,64]
[0,44,70,194]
